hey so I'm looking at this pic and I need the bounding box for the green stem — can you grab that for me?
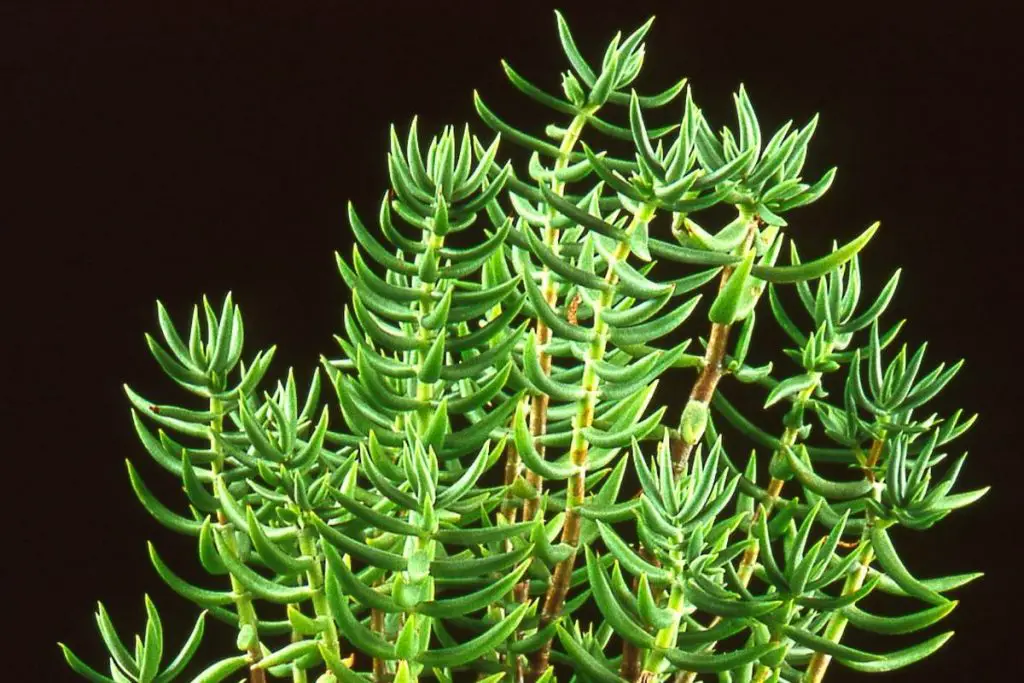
[413,233,442,431]
[802,435,886,683]
[519,112,592,683]
[531,203,656,679]
[737,374,823,583]
[752,598,801,683]
[290,657,308,683]
[639,575,686,679]
[399,524,434,682]
[298,527,342,661]
[801,543,874,683]
[675,374,826,683]
[210,397,267,683]
[521,110,592,527]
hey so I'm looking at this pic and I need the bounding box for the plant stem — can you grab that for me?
[210,397,267,683]
[671,220,759,476]
[291,654,309,683]
[516,114,590,669]
[638,574,687,681]
[530,204,656,679]
[501,441,522,524]
[371,600,386,682]
[298,527,342,666]
[621,627,643,681]
[802,436,886,683]
[674,376,824,683]
[751,599,797,683]
[520,112,590,528]
[501,439,526,682]
[621,545,661,680]
[738,476,786,577]
[414,231,442,431]
[802,543,874,683]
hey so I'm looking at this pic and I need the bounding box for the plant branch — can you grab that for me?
[519,112,591,531]
[210,398,267,683]
[672,223,759,476]
[530,204,656,679]
[299,526,343,674]
[620,545,661,680]
[803,436,886,683]
[639,569,687,680]
[675,376,823,683]
[372,600,386,682]
[516,114,591,677]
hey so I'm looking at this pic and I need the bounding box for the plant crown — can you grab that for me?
[59,11,986,683]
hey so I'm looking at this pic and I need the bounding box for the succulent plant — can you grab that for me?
[59,10,986,683]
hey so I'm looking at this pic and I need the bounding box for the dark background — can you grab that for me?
[6,1,1021,680]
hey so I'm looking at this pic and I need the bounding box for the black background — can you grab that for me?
[6,1,1022,681]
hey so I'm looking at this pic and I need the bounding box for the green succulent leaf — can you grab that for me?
[842,601,958,635]
[838,632,955,673]
[870,524,951,605]
[659,642,784,674]
[709,249,756,325]
[754,223,880,284]
[781,624,883,663]
[419,602,532,667]
[555,624,628,683]
[190,654,251,683]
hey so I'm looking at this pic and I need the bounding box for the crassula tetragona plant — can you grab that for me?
[58,10,987,683]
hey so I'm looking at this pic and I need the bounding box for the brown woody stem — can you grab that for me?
[371,603,386,682]
[671,224,759,476]
[530,206,655,679]
[500,443,525,680]
[621,637,643,681]
[673,320,732,477]
[516,114,591,680]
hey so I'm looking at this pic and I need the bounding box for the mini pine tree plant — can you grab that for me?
[59,10,988,683]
